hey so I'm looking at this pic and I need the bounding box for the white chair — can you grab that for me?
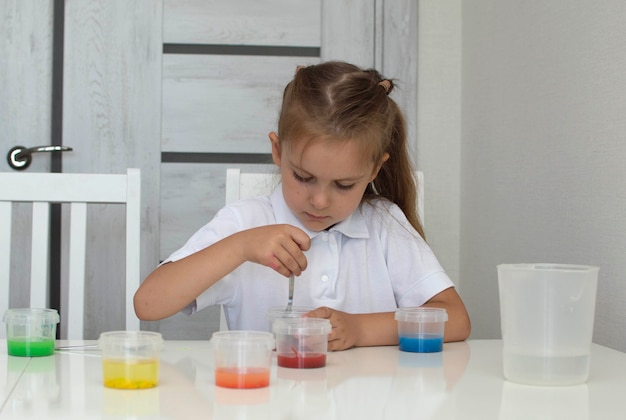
[0,169,141,339]
[221,168,424,330]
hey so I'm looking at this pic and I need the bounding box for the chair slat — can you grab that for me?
[0,202,12,333]
[67,202,87,339]
[224,168,241,205]
[30,202,50,309]
[125,168,141,331]
[1,172,128,203]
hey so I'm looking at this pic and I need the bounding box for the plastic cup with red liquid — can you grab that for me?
[273,318,331,369]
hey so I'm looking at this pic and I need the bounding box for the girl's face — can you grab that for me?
[270,132,388,232]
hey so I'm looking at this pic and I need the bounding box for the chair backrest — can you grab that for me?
[0,169,141,339]
[220,168,424,331]
[225,168,280,205]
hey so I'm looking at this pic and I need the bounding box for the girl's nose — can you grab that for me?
[309,187,330,209]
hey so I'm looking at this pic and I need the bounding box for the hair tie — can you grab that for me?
[295,65,306,74]
[378,79,391,94]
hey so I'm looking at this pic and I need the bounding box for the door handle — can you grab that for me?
[7,145,73,170]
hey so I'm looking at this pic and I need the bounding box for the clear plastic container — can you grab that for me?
[273,318,331,369]
[3,308,60,357]
[267,306,314,331]
[498,263,599,386]
[97,331,164,389]
[212,331,274,389]
[395,307,448,353]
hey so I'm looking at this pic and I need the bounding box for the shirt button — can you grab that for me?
[321,275,329,282]
[322,234,328,242]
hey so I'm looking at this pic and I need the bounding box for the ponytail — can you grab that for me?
[367,102,425,240]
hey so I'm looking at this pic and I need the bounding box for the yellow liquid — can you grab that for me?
[102,359,159,389]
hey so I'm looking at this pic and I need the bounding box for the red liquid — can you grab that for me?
[214,367,270,389]
[277,352,326,369]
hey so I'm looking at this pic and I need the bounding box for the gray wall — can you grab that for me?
[419,1,626,351]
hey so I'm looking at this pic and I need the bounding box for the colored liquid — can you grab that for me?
[398,334,443,353]
[504,353,590,386]
[215,367,270,389]
[277,352,326,369]
[7,337,55,357]
[102,359,160,389]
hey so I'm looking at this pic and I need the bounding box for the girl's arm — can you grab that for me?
[133,224,310,321]
[307,287,471,351]
[421,287,472,342]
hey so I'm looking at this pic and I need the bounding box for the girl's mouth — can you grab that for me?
[305,212,328,221]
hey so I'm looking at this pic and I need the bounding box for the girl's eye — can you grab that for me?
[292,171,312,183]
[335,182,355,191]
[292,170,354,191]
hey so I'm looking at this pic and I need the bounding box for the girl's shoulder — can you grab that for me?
[361,197,406,220]
[360,198,418,237]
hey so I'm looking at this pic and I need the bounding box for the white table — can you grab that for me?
[1,339,626,419]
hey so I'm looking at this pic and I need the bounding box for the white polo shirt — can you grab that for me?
[164,184,454,331]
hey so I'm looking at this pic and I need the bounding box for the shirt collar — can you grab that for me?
[270,184,370,240]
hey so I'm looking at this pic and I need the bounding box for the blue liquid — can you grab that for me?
[398,334,443,353]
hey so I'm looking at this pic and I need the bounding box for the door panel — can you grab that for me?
[164,0,321,46]
[60,0,162,338]
[1,0,162,339]
[1,2,54,311]
[0,1,53,173]
[321,0,376,68]
[381,0,418,149]
[162,55,314,154]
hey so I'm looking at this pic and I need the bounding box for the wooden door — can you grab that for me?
[1,0,416,339]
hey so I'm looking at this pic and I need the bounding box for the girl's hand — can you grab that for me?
[306,306,359,351]
[238,224,310,277]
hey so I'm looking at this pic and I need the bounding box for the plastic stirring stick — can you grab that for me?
[286,274,295,312]
[54,344,99,351]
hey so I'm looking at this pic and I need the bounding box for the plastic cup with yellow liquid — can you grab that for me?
[97,331,164,389]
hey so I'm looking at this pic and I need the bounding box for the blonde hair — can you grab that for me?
[277,61,424,239]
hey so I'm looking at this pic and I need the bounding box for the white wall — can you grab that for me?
[420,1,626,351]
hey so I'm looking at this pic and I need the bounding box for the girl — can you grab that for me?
[134,61,471,351]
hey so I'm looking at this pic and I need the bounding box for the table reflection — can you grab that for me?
[102,386,159,417]
[6,355,59,413]
[213,386,271,419]
[274,366,331,418]
[3,355,28,399]
[156,359,214,419]
[499,381,589,420]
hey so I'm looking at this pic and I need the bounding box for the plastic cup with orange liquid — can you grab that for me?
[211,331,274,389]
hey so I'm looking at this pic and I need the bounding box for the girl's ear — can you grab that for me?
[269,132,282,167]
[369,152,390,182]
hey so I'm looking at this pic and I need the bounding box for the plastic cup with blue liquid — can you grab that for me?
[395,307,448,353]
